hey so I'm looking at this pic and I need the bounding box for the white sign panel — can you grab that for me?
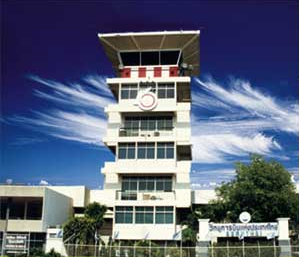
[209,222,278,239]
[4,234,29,254]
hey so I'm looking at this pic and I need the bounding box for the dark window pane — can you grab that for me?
[118,149,126,159]
[138,148,146,159]
[167,88,175,98]
[156,181,164,191]
[157,148,165,159]
[120,52,140,66]
[125,213,133,223]
[165,181,172,191]
[147,148,155,159]
[148,119,156,130]
[139,181,146,191]
[156,213,164,224]
[165,213,173,223]
[166,148,174,158]
[158,89,166,98]
[147,181,155,191]
[141,51,159,65]
[131,181,138,191]
[121,90,129,99]
[115,213,123,223]
[127,148,135,159]
[122,181,130,191]
[145,213,153,223]
[130,90,137,99]
[161,50,180,65]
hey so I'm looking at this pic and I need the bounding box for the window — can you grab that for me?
[119,50,181,66]
[120,52,140,66]
[141,52,159,65]
[139,177,155,191]
[140,117,156,131]
[157,117,172,130]
[121,84,138,99]
[122,176,172,192]
[160,50,180,65]
[157,83,175,99]
[115,206,133,223]
[135,207,154,224]
[155,207,173,224]
[124,116,173,131]
[118,143,136,159]
[156,177,172,192]
[137,143,155,159]
[157,143,174,159]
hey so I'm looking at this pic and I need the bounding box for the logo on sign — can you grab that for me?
[239,212,251,224]
[136,87,158,111]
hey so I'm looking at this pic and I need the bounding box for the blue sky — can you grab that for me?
[1,1,298,189]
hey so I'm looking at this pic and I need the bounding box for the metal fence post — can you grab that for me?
[273,239,276,257]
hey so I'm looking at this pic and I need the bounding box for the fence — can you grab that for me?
[64,244,299,257]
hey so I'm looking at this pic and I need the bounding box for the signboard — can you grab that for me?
[4,234,29,254]
[209,222,278,239]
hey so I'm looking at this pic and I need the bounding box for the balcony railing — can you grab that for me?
[115,191,176,201]
[119,128,174,137]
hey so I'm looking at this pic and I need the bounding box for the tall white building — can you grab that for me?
[98,31,200,241]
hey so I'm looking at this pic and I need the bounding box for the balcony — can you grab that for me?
[119,128,174,137]
[115,191,176,201]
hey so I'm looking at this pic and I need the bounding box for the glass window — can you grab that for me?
[122,176,172,193]
[118,143,136,159]
[157,117,172,130]
[115,206,133,223]
[157,83,175,99]
[137,143,155,159]
[155,206,173,224]
[160,50,180,65]
[141,51,159,65]
[121,84,138,99]
[120,52,140,66]
[157,143,174,159]
[135,207,154,224]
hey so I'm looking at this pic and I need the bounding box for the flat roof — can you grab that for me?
[98,30,200,76]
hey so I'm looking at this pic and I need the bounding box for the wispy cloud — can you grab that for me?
[9,75,114,147]
[6,74,298,167]
[191,77,298,163]
[191,168,236,188]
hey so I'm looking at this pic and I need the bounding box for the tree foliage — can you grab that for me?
[63,202,107,244]
[196,155,299,224]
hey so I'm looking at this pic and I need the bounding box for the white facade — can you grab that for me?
[98,30,200,241]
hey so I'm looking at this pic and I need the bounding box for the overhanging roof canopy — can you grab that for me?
[98,30,200,76]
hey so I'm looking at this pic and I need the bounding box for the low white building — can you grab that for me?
[0,184,215,245]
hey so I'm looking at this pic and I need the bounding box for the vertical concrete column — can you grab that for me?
[196,219,210,257]
[277,218,291,257]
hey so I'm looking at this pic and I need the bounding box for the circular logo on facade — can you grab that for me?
[138,91,158,111]
[239,212,251,223]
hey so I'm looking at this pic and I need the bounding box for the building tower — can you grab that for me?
[98,31,200,242]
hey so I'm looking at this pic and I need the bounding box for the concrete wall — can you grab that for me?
[48,186,88,207]
[42,188,72,230]
[191,190,217,204]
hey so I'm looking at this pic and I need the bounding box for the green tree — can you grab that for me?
[63,202,107,244]
[84,202,107,228]
[197,155,299,225]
